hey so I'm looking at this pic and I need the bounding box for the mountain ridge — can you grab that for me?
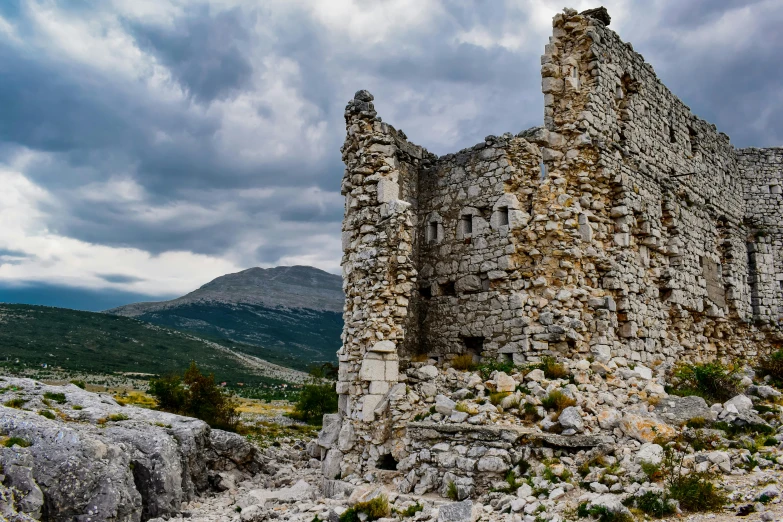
[105,265,344,370]
[107,265,343,316]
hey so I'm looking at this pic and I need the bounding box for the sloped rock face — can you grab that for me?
[0,377,260,521]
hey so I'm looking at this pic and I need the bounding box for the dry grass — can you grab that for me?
[452,353,476,371]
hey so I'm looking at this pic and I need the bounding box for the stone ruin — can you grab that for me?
[319,6,783,498]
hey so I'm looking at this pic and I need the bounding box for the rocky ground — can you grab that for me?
[2,363,783,522]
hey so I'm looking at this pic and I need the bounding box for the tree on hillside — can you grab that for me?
[149,362,239,431]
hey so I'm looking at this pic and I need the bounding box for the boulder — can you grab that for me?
[597,408,621,430]
[317,414,342,449]
[724,394,753,412]
[620,413,676,443]
[0,376,265,522]
[747,385,782,400]
[653,395,714,426]
[438,500,474,522]
[635,443,663,466]
[495,372,516,393]
[435,395,457,416]
[558,406,584,432]
[415,365,440,381]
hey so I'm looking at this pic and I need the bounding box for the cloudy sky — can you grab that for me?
[0,0,781,310]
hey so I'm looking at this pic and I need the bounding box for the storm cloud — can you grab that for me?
[0,0,780,306]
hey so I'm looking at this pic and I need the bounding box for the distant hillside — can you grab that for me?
[107,265,343,371]
[0,304,307,384]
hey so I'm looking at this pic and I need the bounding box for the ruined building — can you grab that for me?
[320,7,783,490]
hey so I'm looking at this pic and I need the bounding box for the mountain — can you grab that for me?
[106,265,344,372]
[0,304,308,384]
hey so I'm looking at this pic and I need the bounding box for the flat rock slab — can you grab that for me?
[407,422,610,448]
[438,500,474,522]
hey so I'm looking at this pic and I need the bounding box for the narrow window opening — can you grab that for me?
[461,336,485,356]
[539,161,547,180]
[419,284,432,299]
[427,222,438,242]
[669,122,676,144]
[498,207,509,226]
[376,454,398,470]
[688,126,698,155]
[440,281,456,296]
[460,215,473,235]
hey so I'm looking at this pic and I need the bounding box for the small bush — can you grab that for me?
[3,398,27,408]
[489,391,510,406]
[539,356,569,380]
[541,390,576,413]
[628,491,675,517]
[290,368,338,425]
[452,353,476,371]
[685,417,708,429]
[3,436,31,448]
[668,362,741,403]
[758,349,783,381]
[521,402,542,422]
[476,360,520,380]
[398,502,423,518]
[668,473,726,512]
[339,496,390,522]
[640,461,663,482]
[149,362,239,431]
[576,503,633,522]
[44,392,67,404]
[70,380,87,389]
[38,409,56,420]
[108,413,129,422]
[447,481,458,500]
[72,405,83,411]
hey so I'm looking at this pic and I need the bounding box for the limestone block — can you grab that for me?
[369,381,389,395]
[359,358,385,381]
[455,275,482,293]
[370,340,396,353]
[376,178,400,203]
[495,372,516,393]
[385,359,399,381]
[362,395,384,421]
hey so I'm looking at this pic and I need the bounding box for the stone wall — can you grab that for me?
[327,6,783,486]
[415,135,542,362]
[738,147,783,323]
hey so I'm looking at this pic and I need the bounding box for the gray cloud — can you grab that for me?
[98,274,146,284]
[0,0,780,296]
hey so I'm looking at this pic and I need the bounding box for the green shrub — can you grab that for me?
[489,391,510,406]
[70,380,87,389]
[758,349,783,381]
[541,390,576,413]
[476,360,520,380]
[3,436,31,448]
[290,368,338,425]
[628,491,675,517]
[44,392,67,404]
[575,502,633,522]
[668,473,726,512]
[149,362,239,431]
[668,362,741,403]
[538,356,569,379]
[108,413,129,422]
[38,409,56,420]
[398,502,423,518]
[339,496,390,522]
[640,461,663,481]
[3,398,27,408]
[446,481,458,500]
[72,405,83,410]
